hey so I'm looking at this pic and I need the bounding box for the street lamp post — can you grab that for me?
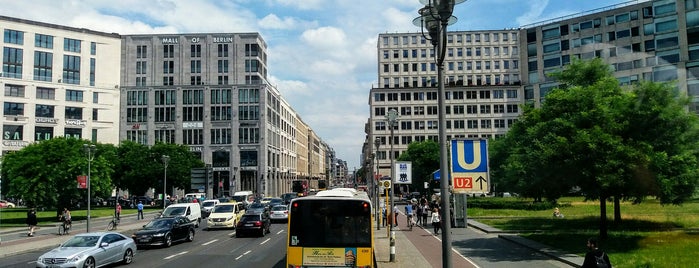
[83,144,96,233]
[161,155,170,211]
[374,137,381,230]
[413,1,466,268]
[386,108,399,262]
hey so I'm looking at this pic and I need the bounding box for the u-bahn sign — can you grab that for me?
[394,161,412,184]
[450,139,490,193]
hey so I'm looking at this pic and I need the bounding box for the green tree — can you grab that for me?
[2,137,114,213]
[491,58,699,238]
[396,140,440,196]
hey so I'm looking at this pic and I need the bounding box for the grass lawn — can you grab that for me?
[0,206,163,228]
[469,197,699,268]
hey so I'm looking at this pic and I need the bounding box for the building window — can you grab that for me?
[126,107,147,122]
[4,84,24,97]
[3,102,24,116]
[64,38,81,52]
[90,42,96,55]
[33,51,53,81]
[35,126,53,141]
[65,107,83,120]
[36,104,54,117]
[35,34,53,48]
[163,60,174,74]
[191,44,201,57]
[164,44,174,58]
[3,47,23,78]
[137,45,148,58]
[65,128,82,139]
[62,55,81,84]
[66,89,83,102]
[4,29,24,45]
[218,44,229,57]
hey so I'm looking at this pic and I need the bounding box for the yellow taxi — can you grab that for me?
[206,202,246,230]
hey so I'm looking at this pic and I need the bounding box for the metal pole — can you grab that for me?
[83,144,95,233]
[437,20,453,268]
[162,155,170,211]
[387,108,398,262]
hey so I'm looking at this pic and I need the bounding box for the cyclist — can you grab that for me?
[405,201,414,229]
[60,208,71,235]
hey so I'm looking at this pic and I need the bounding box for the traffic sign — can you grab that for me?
[394,161,412,184]
[382,180,391,188]
[450,139,489,193]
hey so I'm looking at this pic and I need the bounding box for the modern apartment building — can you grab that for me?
[369,30,523,178]
[1,16,122,155]
[366,0,699,184]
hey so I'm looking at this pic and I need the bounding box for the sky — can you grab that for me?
[0,0,636,169]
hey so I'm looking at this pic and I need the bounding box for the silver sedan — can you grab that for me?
[36,232,136,268]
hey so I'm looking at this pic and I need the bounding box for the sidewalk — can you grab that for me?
[0,212,158,258]
[374,219,585,268]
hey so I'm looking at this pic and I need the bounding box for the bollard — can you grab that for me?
[389,231,396,262]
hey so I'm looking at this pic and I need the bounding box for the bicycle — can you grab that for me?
[58,218,71,235]
[107,216,120,231]
[406,214,414,231]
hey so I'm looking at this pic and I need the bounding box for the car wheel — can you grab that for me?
[122,248,134,264]
[164,234,172,247]
[186,229,194,242]
[83,257,96,268]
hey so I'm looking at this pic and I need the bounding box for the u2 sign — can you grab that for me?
[450,139,489,193]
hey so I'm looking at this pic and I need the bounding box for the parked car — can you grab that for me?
[206,202,245,230]
[0,199,16,208]
[131,216,195,248]
[36,232,136,268]
[236,211,271,237]
[269,205,289,223]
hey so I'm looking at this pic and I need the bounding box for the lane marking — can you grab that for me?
[202,239,218,246]
[418,226,481,268]
[164,251,188,260]
[228,231,236,236]
[235,250,252,260]
[276,230,284,235]
[260,238,271,245]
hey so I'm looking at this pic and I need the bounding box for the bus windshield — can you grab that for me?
[288,199,371,248]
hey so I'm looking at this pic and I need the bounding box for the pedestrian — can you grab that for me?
[421,203,429,227]
[116,203,122,220]
[137,201,144,220]
[26,208,38,237]
[393,205,399,227]
[382,207,387,226]
[582,237,611,268]
[431,207,441,235]
[415,203,423,226]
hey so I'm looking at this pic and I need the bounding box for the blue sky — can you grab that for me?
[0,0,636,168]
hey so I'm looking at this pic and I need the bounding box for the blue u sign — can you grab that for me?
[451,140,488,173]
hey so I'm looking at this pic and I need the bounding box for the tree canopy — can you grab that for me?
[396,139,440,195]
[1,139,204,210]
[490,58,699,237]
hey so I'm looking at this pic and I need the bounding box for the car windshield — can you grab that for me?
[202,201,217,207]
[62,235,100,247]
[144,219,174,229]
[163,207,185,216]
[272,206,287,211]
[213,205,234,213]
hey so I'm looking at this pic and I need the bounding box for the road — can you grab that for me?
[1,219,289,268]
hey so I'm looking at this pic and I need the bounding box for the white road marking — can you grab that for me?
[419,227,480,268]
[276,230,284,235]
[235,250,252,260]
[228,231,236,236]
[164,251,189,260]
[260,238,271,245]
[202,239,218,246]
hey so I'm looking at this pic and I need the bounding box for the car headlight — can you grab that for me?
[68,254,84,263]
[153,232,166,237]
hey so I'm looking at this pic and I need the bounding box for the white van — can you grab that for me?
[231,191,255,208]
[161,203,202,228]
[184,193,206,201]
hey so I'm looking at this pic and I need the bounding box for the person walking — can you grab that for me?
[137,201,144,220]
[116,203,122,220]
[431,207,441,235]
[582,237,612,268]
[26,209,38,237]
[421,203,429,227]
[392,205,399,227]
[415,203,423,226]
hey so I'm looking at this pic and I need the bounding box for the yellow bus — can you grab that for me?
[286,189,374,267]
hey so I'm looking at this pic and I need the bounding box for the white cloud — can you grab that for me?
[516,0,550,26]
[301,26,347,49]
[259,14,299,30]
